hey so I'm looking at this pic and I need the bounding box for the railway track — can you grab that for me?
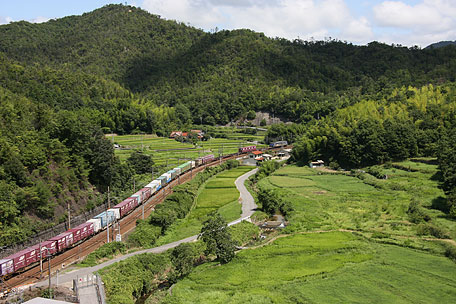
[2,153,242,291]
[2,147,290,292]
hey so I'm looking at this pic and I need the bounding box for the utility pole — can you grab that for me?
[67,203,71,230]
[39,240,43,278]
[133,177,135,193]
[48,249,51,299]
[107,186,110,244]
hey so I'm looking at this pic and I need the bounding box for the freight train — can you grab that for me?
[0,154,218,280]
[0,141,290,282]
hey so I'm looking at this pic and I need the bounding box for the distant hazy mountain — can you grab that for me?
[425,41,456,49]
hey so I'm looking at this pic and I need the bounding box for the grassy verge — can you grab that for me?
[154,166,254,246]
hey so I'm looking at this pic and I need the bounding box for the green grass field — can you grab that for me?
[163,231,456,304]
[154,166,254,246]
[158,159,456,303]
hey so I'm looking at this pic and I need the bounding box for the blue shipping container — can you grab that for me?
[94,210,116,228]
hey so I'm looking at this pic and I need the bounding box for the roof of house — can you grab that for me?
[255,157,264,161]
[310,160,325,164]
[252,150,263,155]
[169,131,182,137]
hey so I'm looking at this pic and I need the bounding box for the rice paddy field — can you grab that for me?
[154,166,254,246]
[159,159,456,303]
[108,127,267,169]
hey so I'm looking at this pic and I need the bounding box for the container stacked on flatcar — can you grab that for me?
[196,154,215,166]
[239,145,257,153]
[269,141,288,148]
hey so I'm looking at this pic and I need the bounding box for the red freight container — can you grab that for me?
[132,187,152,204]
[30,242,50,261]
[0,259,14,276]
[114,197,135,218]
[69,225,83,243]
[48,231,74,253]
[141,187,152,202]
[239,146,257,153]
[70,222,94,242]
[41,240,57,256]
[8,251,27,272]
[84,222,95,239]
[15,246,39,266]
[130,196,139,208]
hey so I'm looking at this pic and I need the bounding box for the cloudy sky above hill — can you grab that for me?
[1,0,455,47]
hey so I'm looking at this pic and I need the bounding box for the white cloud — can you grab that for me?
[0,16,13,25]
[142,0,374,43]
[342,17,373,42]
[30,16,50,24]
[373,0,456,46]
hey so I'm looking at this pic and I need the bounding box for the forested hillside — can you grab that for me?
[1,4,456,125]
[1,4,456,246]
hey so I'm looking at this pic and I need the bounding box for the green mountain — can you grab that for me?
[425,40,456,49]
[1,4,456,246]
[1,4,456,125]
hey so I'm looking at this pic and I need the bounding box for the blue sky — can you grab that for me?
[1,0,455,47]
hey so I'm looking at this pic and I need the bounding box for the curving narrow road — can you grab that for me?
[35,167,259,288]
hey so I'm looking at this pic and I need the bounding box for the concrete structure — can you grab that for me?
[309,160,325,168]
[23,297,72,304]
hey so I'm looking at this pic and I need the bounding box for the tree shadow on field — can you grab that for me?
[430,196,449,213]
[430,170,442,182]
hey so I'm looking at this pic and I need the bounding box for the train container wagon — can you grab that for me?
[114,197,136,218]
[131,187,151,205]
[70,222,94,243]
[163,172,172,183]
[167,169,177,180]
[147,180,161,193]
[94,211,116,229]
[198,154,215,165]
[269,140,288,148]
[15,246,39,266]
[8,250,28,272]
[87,218,102,233]
[129,196,140,208]
[108,208,121,220]
[157,176,167,187]
[239,146,257,153]
[69,225,83,243]
[140,187,152,202]
[177,161,191,173]
[173,167,182,175]
[80,222,95,240]
[0,259,14,276]
[29,243,48,261]
[49,231,74,253]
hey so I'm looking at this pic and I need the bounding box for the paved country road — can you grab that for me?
[35,167,259,288]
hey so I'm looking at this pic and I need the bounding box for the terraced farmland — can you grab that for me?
[109,130,267,169]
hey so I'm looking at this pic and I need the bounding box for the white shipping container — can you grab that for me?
[108,208,121,220]
[87,218,102,233]
[146,181,161,194]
